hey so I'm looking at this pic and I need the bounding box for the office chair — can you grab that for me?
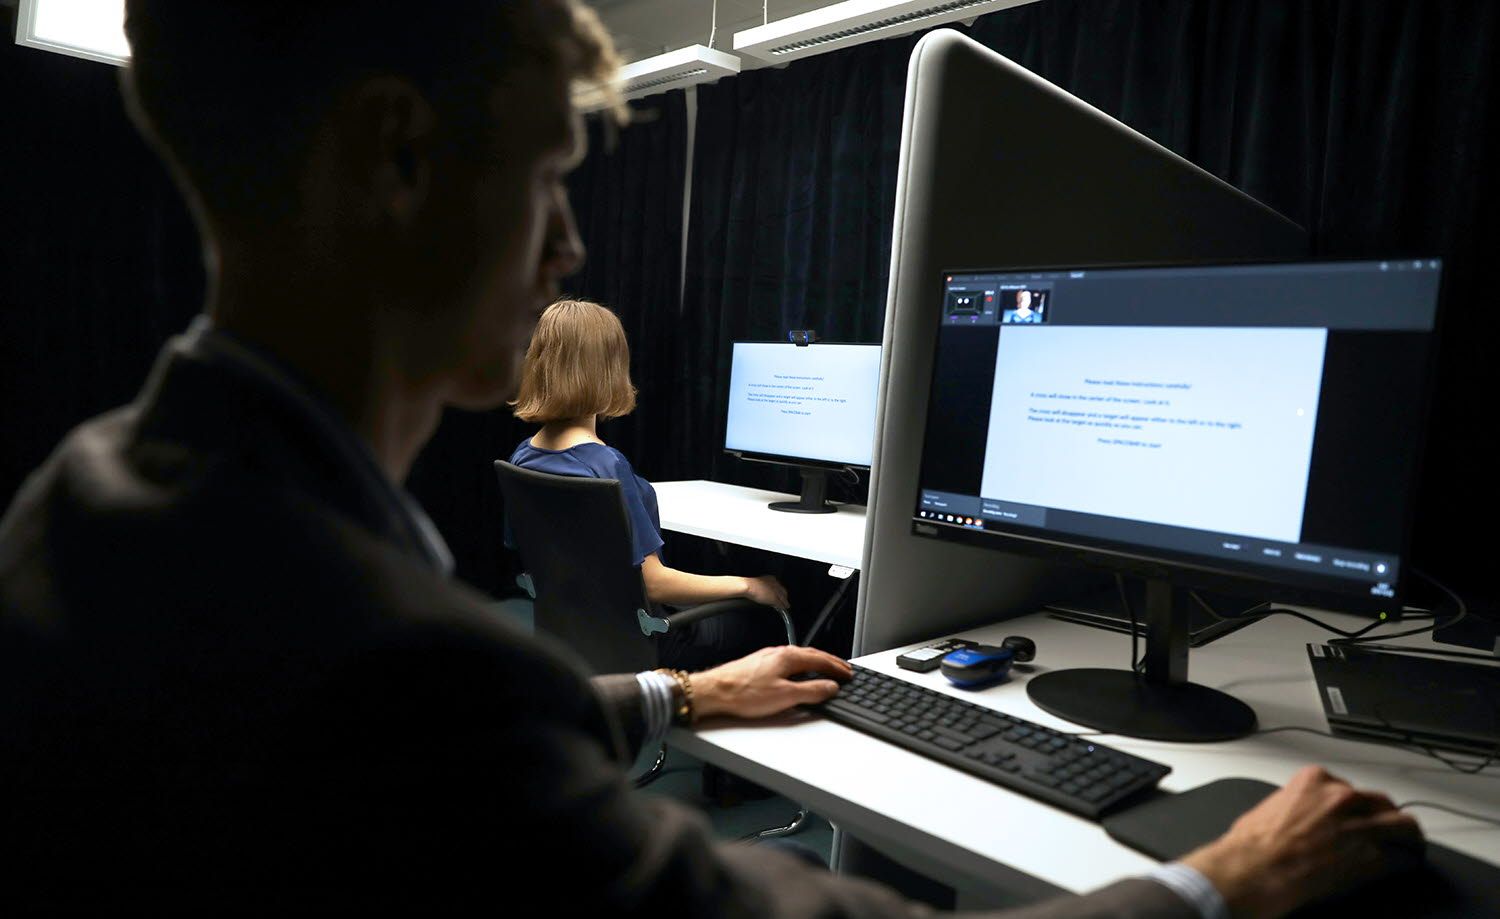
[493,461,807,838]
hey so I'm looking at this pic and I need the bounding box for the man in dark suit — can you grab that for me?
[0,1,1419,914]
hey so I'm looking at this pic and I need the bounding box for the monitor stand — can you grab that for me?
[769,468,837,514]
[1026,578,1258,742]
[1045,584,1266,647]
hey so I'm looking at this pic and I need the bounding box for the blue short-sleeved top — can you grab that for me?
[509,439,665,566]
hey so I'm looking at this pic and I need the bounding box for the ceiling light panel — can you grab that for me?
[15,0,129,66]
[618,44,741,101]
[734,0,1037,64]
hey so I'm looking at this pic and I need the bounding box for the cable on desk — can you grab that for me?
[827,465,863,506]
[1109,580,1444,673]
[1331,567,1468,646]
[1397,801,1500,829]
[1185,568,1468,646]
[1115,573,1144,674]
[1418,744,1500,775]
[1253,725,1498,775]
[1060,715,1496,773]
[1189,591,1381,640]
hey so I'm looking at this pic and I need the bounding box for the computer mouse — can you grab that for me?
[940,645,1014,688]
[1378,833,1429,877]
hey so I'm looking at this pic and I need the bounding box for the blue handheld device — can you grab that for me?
[939,645,1015,688]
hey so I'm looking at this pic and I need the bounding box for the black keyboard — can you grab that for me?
[815,665,1171,820]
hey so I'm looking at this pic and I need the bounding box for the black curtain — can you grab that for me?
[675,0,1500,613]
[564,91,688,479]
[678,40,911,496]
[0,36,204,506]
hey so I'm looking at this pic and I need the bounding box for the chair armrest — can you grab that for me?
[664,600,796,646]
[662,599,762,627]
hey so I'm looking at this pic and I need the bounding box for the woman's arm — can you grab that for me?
[640,553,788,608]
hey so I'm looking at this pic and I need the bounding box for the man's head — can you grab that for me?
[121,1,622,408]
[511,298,636,424]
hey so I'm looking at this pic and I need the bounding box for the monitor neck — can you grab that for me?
[1141,578,1190,685]
[768,467,837,514]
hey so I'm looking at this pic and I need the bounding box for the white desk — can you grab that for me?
[670,608,1500,899]
[653,480,867,571]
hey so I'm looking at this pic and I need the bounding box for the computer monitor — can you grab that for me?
[859,29,1307,658]
[913,258,1444,741]
[725,341,882,514]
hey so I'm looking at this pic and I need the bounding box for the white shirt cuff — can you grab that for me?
[1145,862,1229,919]
[635,670,677,751]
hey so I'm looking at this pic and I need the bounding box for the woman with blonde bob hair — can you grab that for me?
[509,299,789,670]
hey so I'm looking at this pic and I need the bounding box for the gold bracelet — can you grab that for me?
[655,668,695,725]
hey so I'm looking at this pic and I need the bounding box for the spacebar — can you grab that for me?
[821,699,891,724]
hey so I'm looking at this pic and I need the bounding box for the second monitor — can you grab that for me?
[724,341,882,514]
[914,258,1444,741]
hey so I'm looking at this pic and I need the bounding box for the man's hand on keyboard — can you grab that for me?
[692,646,851,722]
[1180,764,1424,918]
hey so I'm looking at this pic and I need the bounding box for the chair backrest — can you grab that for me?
[493,461,656,674]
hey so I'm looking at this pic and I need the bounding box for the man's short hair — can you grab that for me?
[512,299,636,424]
[121,0,621,226]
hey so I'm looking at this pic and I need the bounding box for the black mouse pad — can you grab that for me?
[1102,778,1500,918]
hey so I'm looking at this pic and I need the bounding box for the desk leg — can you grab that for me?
[804,572,857,647]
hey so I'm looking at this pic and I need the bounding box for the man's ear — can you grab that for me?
[346,77,435,226]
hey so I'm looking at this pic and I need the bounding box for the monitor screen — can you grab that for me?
[725,342,882,468]
[913,258,1442,609]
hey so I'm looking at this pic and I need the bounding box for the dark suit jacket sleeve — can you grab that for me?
[590,672,649,758]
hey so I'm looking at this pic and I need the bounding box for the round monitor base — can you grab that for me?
[1027,668,1257,743]
[768,500,837,514]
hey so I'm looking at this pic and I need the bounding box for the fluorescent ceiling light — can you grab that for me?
[617,44,741,101]
[15,0,129,66]
[735,0,1037,64]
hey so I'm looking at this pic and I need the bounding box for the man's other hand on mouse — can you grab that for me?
[1181,764,1424,918]
[689,646,851,722]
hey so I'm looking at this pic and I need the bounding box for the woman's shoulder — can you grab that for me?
[593,443,639,474]
[558,441,634,477]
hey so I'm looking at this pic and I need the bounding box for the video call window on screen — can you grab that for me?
[915,259,1442,609]
[943,280,1052,326]
[1000,288,1047,324]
